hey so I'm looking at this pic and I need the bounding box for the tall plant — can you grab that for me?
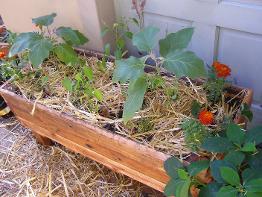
[113,26,207,122]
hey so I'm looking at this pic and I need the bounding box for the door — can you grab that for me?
[114,0,262,125]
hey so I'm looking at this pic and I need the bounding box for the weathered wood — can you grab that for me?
[0,84,253,192]
[0,89,169,192]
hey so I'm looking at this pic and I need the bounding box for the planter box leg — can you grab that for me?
[32,131,52,146]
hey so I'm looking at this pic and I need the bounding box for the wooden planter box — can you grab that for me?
[0,50,253,192]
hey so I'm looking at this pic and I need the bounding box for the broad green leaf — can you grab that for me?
[224,151,245,166]
[245,126,262,145]
[83,66,93,81]
[247,192,262,197]
[247,150,262,170]
[164,179,177,196]
[201,137,234,153]
[242,168,262,184]
[210,160,236,183]
[56,27,88,46]
[241,103,253,122]
[164,179,190,197]
[175,179,191,197]
[187,160,210,176]
[9,32,41,56]
[122,76,147,122]
[116,38,125,50]
[93,89,103,101]
[217,186,238,197]
[241,142,257,153]
[54,43,79,64]
[220,167,240,186]
[245,179,262,193]
[162,50,206,79]
[177,169,189,180]
[226,123,245,145]
[28,38,53,67]
[159,28,194,57]
[62,77,73,92]
[199,182,222,197]
[132,26,160,53]
[32,13,56,26]
[113,56,145,83]
[164,156,184,179]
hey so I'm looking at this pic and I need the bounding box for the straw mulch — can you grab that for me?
[0,117,161,197]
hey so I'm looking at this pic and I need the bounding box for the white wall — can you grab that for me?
[0,0,115,51]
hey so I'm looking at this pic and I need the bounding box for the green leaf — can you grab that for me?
[191,100,202,118]
[187,160,210,176]
[199,183,222,197]
[247,192,262,197]
[132,18,139,26]
[122,76,147,122]
[9,32,41,56]
[132,26,160,53]
[241,142,257,153]
[93,89,103,101]
[104,43,111,56]
[224,151,245,166]
[241,103,253,122]
[177,169,189,180]
[226,123,245,145]
[162,50,206,79]
[247,150,262,170]
[32,13,56,26]
[113,56,145,83]
[220,167,240,186]
[242,168,262,184]
[175,179,191,197]
[245,126,262,145]
[202,137,234,153]
[164,179,191,197]
[245,179,262,193]
[164,156,184,179]
[56,27,88,46]
[83,66,93,81]
[164,179,177,196]
[217,186,238,197]
[28,38,53,67]
[210,160,236,183]
[54,43,79,64]
[159,28,194,57]
[116,38,125,50]
[125,31,133,39]
[62,77,73,92]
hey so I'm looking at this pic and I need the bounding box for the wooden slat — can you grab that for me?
[0,88,169,192]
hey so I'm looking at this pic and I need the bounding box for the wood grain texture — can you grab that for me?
[0,85,253,192]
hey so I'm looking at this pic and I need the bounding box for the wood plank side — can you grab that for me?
[18,117,166,191]
[0,89,169,192]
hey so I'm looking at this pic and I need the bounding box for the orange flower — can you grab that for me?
[213,61,231,78]
[0,51,6,59]
[198,110,214,125]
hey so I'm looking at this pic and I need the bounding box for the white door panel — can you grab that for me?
[114,0,262,125]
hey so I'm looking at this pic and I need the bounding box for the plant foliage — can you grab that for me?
[113,26,206,122]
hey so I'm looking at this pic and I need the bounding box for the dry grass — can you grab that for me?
[0,117,160,197]
[7,55,243,157]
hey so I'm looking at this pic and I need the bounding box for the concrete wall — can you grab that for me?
[0,0,116,52]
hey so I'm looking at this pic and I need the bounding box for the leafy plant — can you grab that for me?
[9,13,88,67]
[113,26,206,122]
[164,122,262,197]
